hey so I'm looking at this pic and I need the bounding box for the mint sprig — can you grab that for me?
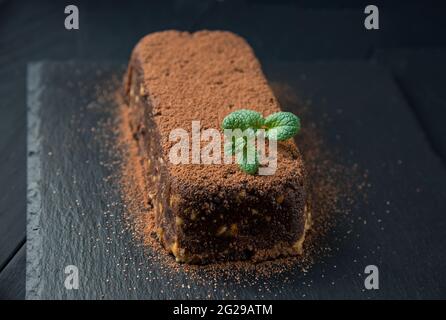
[264,111,301,141]
[239,150,259,175]
[221,109,264,131]
[222,109,301,174]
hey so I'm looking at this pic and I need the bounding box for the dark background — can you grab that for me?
[1,0,446,299]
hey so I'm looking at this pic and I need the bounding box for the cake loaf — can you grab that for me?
[124,30,308,264]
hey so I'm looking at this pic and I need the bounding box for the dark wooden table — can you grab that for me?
[1,0,446,299]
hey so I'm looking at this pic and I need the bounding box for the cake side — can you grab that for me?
[125,30,308,263]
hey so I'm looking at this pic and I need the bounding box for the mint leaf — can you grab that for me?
[238,150,259,175]
[239,158,259,175]
[264,112,300,141]
[223,128,256,156]
[222,109,264,131]
[234,136,247,153]
[235,136,259,174]
[224,135,245,156]
[221,109,301,175]
[224,140,234,156]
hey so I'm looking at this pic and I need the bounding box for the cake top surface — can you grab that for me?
[130,30,304,193]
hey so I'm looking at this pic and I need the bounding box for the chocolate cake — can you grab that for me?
[124,30,309,264]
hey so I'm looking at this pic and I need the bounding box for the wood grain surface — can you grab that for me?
[2,0,446,299]
[372,48,446,162]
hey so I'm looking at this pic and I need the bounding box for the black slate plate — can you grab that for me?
[372,48,446,162]
[27,61,446,299]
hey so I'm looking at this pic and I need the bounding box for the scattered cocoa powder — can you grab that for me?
[90,67,365,298]
[125,31,309,264]
[103,85,359,290]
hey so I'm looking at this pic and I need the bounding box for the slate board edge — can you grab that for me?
[26,62,44,300]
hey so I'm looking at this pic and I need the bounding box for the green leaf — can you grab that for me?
[238,151,259,175]
[224,140,234,156]
[224,136,245,156]
[235,137,259,175]
[264,112,300,141]
[223,128,256,156]
[234,136,246,153]
[221,109,301,175]
[222,109,264,130]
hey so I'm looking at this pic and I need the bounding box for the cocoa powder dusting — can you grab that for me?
[126,31,308,265]
[128,31,305,190]
[88,78,364,298]
[85,52,367,297]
